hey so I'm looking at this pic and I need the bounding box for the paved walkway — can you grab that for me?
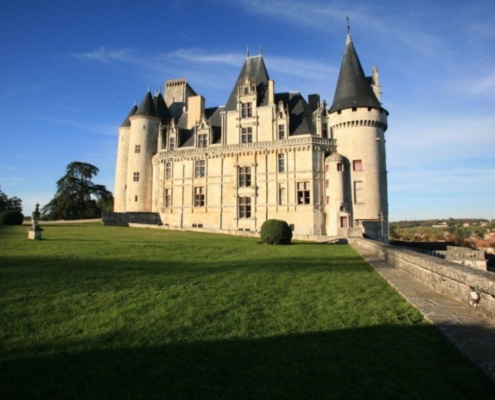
[352,244,495,383]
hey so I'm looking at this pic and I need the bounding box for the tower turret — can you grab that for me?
[114,104,137,212]
[329,32,389,241]
[126,91,161,212]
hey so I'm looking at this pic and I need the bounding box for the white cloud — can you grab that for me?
[36,117,115,136]
[68,47,136,64]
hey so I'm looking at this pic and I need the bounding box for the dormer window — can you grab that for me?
[244,86,250,95]
[198,133,207,148]
[322,123,328,138]
[278,124,285,140]
[169,137,176,151]
[241,102,252,118]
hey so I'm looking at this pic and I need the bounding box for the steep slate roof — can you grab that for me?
[225,55,270,111]
[134,91,157,117]
[154,92,172,123]
[330,34,385,113]
[275,92,316,136]
[120,104,138,127]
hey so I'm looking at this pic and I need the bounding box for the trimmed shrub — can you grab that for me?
[260,219,292,245]
[0,210,24,225]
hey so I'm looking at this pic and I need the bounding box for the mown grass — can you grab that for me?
[1,224,494,399]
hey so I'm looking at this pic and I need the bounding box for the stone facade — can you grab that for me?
[114,33,389,240]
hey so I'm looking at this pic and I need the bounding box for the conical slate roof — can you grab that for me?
[154,92,172,123]
[225,55,270,111]
[330,35,384,113]
[120,104,138,127]
[134,91,157,117]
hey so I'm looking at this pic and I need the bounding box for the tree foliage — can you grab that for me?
[42,162,113,220]
[0,185,23,213]
[260,219,292,245]
[0,210,24,225]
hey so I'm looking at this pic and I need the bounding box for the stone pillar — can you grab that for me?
[28,203,43,240]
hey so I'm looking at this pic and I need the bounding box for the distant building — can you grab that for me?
[113,32,389,241]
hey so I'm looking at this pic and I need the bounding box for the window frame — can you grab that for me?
[194,159,206,178]
[238,196,252,218]
[277,153,285,173]
[133,172,139,182]
[241,127,253,143]
[164,188,171,208]
[353,160,363,171]
[197,133,207,148]
[297,182,311,205]
[238,166,252,187]
[194,187,205,207]
[241,102,253,118]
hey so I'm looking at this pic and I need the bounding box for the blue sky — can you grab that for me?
[1,0,494,221]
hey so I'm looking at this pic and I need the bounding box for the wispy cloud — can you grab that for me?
[68,47,136,64]
[36,117,115,136]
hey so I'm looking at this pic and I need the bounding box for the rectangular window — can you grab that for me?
[165,163,172,180]
[169,137,176,151]
[241,102,252,118]
[238,167,251,187]
[325,179,329,188]
[239,197,251,218]
[337,162,344,171]
[326,196,330,205]
[133,172,139,182]
[325,165,329,172]
[354,181,363,203]
[322,123,328,138]
[194,160,206,178]
[353,160,363,171]
[194,187,205,207]
[198,133,207,148]
[277,153,285,173]
[135,144,141,153]
[279,186,286,205]
[241,127,253,143]
[297,182,310,205]
[164,188,171,208]
[278,124,285,140]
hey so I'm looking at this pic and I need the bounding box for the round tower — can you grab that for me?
[114,104,137,212]
[325,152,351,237]
[126,91,160,212]
[328,33,389,241]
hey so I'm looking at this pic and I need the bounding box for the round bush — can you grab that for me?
[260,219,292,245]
[0,210,24,225]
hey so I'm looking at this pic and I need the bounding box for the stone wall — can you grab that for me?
[350,238,495,322]
[102,212,162,226]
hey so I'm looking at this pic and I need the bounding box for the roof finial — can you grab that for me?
[246,46,249,58]
[148,85,151,92]
[346,16,352,43]
[259,44,262,55]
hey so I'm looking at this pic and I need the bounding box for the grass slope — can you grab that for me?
[1,224,494,399]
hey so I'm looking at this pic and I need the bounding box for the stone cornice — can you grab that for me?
[154,136,336,163]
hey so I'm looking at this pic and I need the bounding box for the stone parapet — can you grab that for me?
[350,238,495,322]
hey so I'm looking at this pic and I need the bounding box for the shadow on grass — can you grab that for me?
[1,324,494,399]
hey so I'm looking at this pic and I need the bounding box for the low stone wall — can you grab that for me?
[102,212,162,226]
[350,238,495,322]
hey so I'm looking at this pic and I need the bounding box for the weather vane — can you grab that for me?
[347,17,351,35]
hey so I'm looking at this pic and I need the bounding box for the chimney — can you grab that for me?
[187,95,205,129]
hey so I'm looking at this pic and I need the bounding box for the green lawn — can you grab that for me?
[1,224,493,399]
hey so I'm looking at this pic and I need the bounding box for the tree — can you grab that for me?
[42,162,113,220]
[0,185,23,212]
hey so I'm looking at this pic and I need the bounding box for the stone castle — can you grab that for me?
[113,32,389,241]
